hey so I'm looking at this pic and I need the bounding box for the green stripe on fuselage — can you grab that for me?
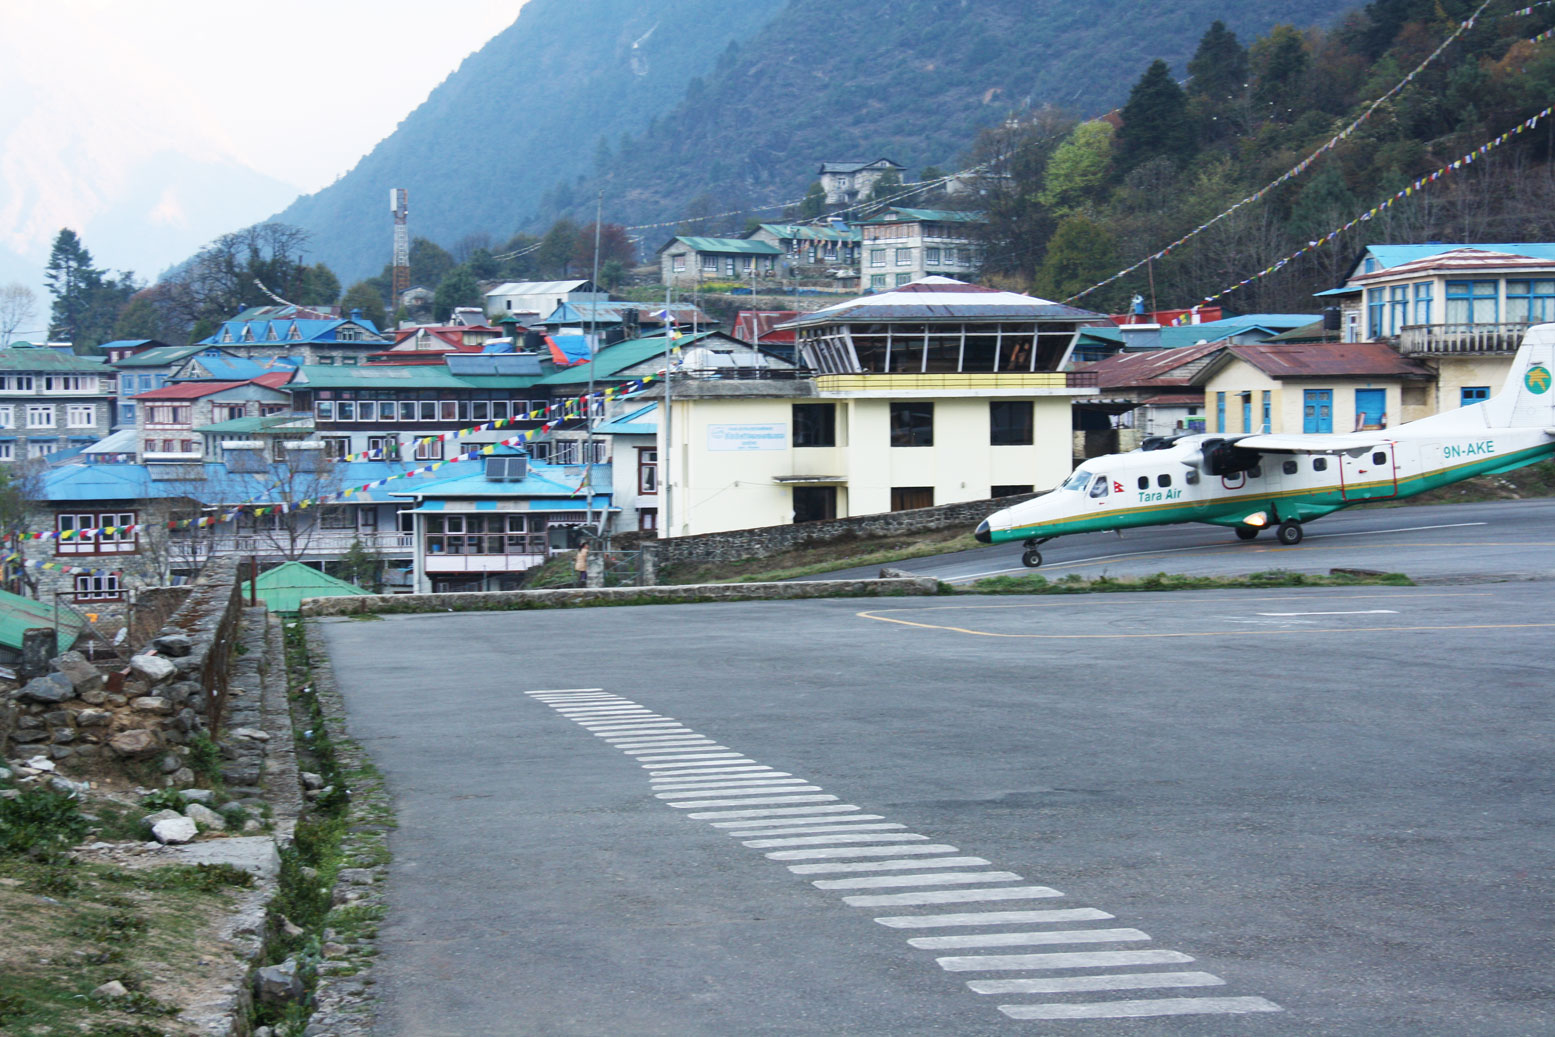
[988,441,1555,543]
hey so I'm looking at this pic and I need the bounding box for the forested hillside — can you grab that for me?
[260,0,1353,282]
[549,0,1358,232]
[966,0,1555,314]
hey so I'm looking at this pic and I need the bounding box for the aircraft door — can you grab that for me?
[1339,444,1398,501]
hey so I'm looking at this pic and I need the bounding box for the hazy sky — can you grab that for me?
[5,0,525,194]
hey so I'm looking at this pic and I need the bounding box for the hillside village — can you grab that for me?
[3,231,1552,656]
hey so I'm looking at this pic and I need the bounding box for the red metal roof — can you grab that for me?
[253,371,294,388]
[1078,342,1228,389]
[131,380,247,400]
[1214,342,1433,380]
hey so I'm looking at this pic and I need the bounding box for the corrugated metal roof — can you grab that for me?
[1199,342,1434,382]
[780,277,1100,328]
[484,280,595,296]
[393,463,613,500]
[132,380,249,400]
[663,236,783,255]
[756,223,859,242]
[1080,341,1229,388]
[287,365,540,389]
[251,561,371,614]
[536,331,719,386]
[1363,242,1555,272]
[194,414,313,435]
[112,345,214,367]
[81,428,139,454]
[178,356,268,381]
[0,348,111,373]
[0,587,87,654]
[444,353,543,376]
[860,207,985,224]
[1352,248,1555,282]
[595,402,658,436]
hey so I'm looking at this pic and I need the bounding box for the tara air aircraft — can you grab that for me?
[974,322,1555,567]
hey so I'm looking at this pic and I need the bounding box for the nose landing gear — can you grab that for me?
[1019,536,1053,568]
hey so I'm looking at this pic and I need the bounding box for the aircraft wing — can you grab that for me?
[1233,433,1387,454]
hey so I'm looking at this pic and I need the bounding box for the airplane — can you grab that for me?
[974,322,1555,567]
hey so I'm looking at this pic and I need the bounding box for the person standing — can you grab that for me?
[573,543,589,587]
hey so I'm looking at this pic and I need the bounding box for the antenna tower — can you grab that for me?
[390,188,409,304]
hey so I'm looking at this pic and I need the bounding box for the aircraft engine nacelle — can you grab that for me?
[1201,438,1262,476]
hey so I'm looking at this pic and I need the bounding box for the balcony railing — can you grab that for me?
[168,530,416,562]
[1397,322,1532,355]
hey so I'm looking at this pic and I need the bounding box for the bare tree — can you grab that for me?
[0,282,38,346]
[2,459,45,596]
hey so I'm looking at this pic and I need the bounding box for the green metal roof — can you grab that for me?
[111,345,211,368]
[250,561,372,614]
[0,587,87,654]
[535,331,718,386]
[287,365,542,390]
[0,348,111,373]
[757,223,860,243]
[666,236,783,255]
[194,414,314,435]
[861,207,985,224]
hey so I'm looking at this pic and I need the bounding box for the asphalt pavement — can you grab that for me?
[797,498,1555,584]
[319,499,1555,1036]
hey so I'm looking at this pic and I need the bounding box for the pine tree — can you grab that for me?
[1187,21,1248,102]
[1117,61,1196,172]
[44,229,104,344]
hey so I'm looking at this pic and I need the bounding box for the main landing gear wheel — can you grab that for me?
[1021,549,1043,568]
[1235,526,1260,541]
[1276,519,1304,545]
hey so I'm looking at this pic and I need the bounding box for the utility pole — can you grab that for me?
[390,189,409,311]
[662,282,673,537]
[585,190,602,540]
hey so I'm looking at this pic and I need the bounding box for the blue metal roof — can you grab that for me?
[595,402,658,436]
[177,356,269,381]
[1359,243,1555,275]
[394,462,614,500]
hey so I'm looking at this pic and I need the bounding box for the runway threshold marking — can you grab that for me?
[523,688,1284,1026]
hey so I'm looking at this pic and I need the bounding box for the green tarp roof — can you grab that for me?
[0,587,87,655]
[250,561,372,614]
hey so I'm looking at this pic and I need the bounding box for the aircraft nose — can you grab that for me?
[973,519,991,544]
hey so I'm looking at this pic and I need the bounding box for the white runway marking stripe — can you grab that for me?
[688,805,862,820]
[529,689,1280,1022]
[648,766,776,777]
[997,996,1282,1020]
[967,971,1224,994]
[654,779,811,791]
[525,688,606,694]
[937,949,1194,972]
[710,814,883,828]
[1256,609,1399,616]
[813,871,1022,890]
[789,857,991,875]
[875,908,1111,928]
[843,886,1064,907]
[907,927,1149,950]
[643,759,759,770]
[766,843,958,860]
[668,794,838,809]
[741,833,928,848]
[657,786,823,800]
[734,823,907,836]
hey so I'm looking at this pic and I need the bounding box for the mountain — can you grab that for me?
[266,0,787,283]
[264,0,1358,282]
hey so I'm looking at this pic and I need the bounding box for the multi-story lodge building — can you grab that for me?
[0,346,115,462]
[858,208,984,290]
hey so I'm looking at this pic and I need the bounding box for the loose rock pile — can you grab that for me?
[4,636,211,788]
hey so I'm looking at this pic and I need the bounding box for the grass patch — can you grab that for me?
[966,569,1414,594]
[0,855,251,1036]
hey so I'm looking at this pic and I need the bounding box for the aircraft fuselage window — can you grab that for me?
[1313,457,1328,472]
[1089,476,1110,498]
[1283,460,1298,475]
[1372,451,1387,464]
[1157,474,1172,487]
[1064,469,1093,491]
[1249,465,1262,478]
[1138,476,1149,490]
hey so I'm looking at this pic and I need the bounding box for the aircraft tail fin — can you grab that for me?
[1483,323,1555,428]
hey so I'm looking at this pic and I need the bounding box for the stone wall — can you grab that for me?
[622,491,1040,568]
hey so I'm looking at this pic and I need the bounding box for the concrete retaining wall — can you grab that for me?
[299,577,943,616]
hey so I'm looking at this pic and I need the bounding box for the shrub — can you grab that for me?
[0,788,90,856]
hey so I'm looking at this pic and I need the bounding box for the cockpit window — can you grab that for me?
[1063,469,1093,491]
[1088,476,1110,499]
